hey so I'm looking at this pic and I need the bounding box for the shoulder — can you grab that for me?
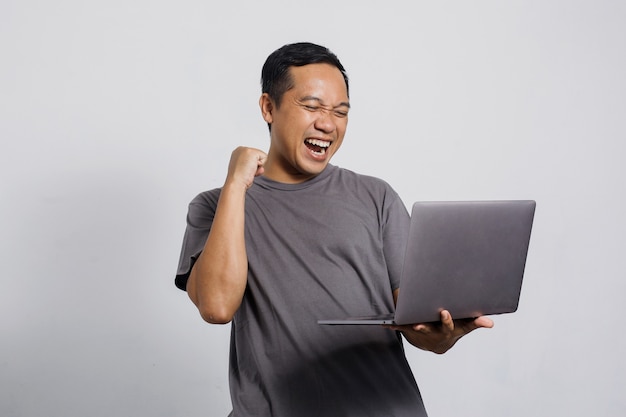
[186,188,221,227]
[331,165,393,187]
[189,188,221,206]
[330,166,400,202]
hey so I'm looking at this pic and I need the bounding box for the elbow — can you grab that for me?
[198,304,235,324]
[187,272,239,324]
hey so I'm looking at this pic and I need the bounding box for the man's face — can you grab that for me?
[260,63,350,183]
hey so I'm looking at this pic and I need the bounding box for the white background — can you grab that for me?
[1,1,625,416]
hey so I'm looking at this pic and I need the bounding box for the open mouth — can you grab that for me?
[305,138,331,156]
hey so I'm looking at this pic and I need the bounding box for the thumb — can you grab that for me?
[474,316,494,329]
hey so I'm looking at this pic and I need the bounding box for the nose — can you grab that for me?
[314,109,336,134]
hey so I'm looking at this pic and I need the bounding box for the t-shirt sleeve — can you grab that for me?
[382,194,411,291]
[174,189,220,291]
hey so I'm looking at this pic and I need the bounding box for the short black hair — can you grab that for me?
[261,42,349,107]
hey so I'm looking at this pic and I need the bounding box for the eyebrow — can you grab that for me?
[300,95,351,109]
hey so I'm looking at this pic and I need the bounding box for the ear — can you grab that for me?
[259,93,274,124]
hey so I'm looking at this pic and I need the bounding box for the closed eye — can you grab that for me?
[298,96,350,117]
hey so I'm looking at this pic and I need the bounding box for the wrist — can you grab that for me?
[222,178,251,193]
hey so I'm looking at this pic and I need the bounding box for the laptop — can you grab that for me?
[318,200,536,325]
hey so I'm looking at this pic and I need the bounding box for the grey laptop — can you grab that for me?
[318,200,536,325]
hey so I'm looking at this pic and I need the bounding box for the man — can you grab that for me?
[175,42,493,417]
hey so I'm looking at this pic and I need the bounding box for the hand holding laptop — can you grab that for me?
[384,309,494,354]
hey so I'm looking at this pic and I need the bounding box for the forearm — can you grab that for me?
[187,181,249,324]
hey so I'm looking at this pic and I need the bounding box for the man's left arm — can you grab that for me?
[387,289,494,354]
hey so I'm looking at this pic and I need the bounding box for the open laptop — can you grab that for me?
[318,200,536,325]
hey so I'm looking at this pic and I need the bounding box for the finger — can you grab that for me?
[254,153,268,177]
[412,323,429,333]
[440,310,454,331]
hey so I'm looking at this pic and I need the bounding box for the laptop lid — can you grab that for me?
[393,200,535,324]
[318,200,535,325]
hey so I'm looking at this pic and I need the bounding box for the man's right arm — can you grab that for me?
[186,147,267,324]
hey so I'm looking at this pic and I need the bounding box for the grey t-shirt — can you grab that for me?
[176,165,427,417]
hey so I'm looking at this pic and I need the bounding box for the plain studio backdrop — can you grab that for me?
[1,1,624,416]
